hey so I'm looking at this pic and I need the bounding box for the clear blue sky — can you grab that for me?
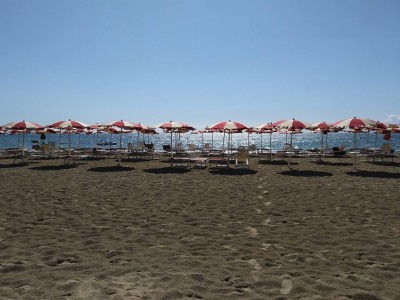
[1,0,399,129]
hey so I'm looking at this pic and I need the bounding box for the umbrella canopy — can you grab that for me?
[49,119,89,130]
[103,120,138,129]
[209,120,248,132]
[310,121,332,131]
[7,120,44,162]
[271,118,311,131]
[331,117,377,130]
[157,121,195,132]
[6,121,44,131]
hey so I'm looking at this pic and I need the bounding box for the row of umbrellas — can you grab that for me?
[1,118,397,164]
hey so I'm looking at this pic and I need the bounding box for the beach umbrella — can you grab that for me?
[310,122,335,154]
[132,123,152,145]
[103,120,138,165]
[7,120,44,162]
[332,117,378,168]
[271,118,310,168]
[157,121,195,160]
[49,119,89,153]
[209,121,248,153]
[271,118,310,148]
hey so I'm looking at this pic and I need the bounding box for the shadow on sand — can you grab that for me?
[88,165,135,172]
[144,167,191,174]
[346,170,400,179]
[258,160,293,166]
[209,168,258,176]
[315,161,353,167]
[29,164,78,171]
[279,170,333,177]
[0,162,30,168]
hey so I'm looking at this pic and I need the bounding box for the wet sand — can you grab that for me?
[1,156,400,299]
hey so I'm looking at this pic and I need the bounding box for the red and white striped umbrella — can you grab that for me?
[256,123,275,133]
[4,120,44,130]
[157,121,195,160]
[103,120,138,165]
[331,117,377,130]
[311,121,332,131]
[157,121,195,132]
[6,121,44,162]
[49,119,89,129]
[208,121,248,152]
[271,118,311,131]
[332,117,379,168]
[103,120,138,129]
[48,119,89,152]
[209,120,248,132]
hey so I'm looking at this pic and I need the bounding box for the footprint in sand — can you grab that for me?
[246,227,259,237]
[263,218,275,226]
[248,259,262,270]
[280,278,293,295]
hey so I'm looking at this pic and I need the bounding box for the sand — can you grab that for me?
[1,156,400,299]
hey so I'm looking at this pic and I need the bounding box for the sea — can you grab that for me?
[1,130,398,153]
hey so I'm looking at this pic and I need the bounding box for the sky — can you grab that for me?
[1,0,399,129]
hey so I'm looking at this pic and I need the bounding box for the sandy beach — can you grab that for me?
[1,155,400,299]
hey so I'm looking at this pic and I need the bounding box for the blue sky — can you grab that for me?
[1,0,399,129]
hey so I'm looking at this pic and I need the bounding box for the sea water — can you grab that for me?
[0,131,398,152]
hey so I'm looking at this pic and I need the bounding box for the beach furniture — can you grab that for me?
[235,149,249,169]
[364,144,396,163]
[64,149,89,165]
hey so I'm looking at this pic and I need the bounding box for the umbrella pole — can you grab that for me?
[21,130,25,162]
[222,131,225,153]
[170,131,173,163]
[269,132,272,162]
[118,127,123,165]
[353,131,357,169]
[68,130,71,155]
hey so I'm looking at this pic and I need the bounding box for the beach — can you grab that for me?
[1,156,400,299]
